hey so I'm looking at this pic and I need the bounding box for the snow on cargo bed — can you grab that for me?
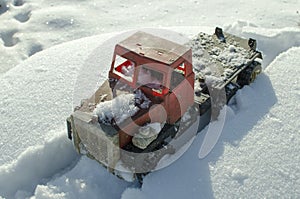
[188,32,257,89]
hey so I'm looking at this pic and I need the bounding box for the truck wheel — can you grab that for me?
[136,173,147,185]
[237,62,262,87]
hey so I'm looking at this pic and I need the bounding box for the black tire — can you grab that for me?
[136,173,146,185]
[237,61,262,87]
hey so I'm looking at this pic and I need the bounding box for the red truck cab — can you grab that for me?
[108,31,195,126]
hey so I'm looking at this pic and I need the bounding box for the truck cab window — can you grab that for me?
[171,63,185,90]
[137,66,165,95]
[137,66,163,86]
[113,55,135,82]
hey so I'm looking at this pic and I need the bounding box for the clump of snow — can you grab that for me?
[230,85,256,111]
[93,93,138,125]
[114,161,136,182]
[114,61,135,82]
[193,58,209,74]
[181,109,191,123]
[223,68,234,77]
[93,90,151,125]
[136,123,162,138]
[228,45,236,53]
[217,44,249,67]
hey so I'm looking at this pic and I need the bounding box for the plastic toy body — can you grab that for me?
[108,32,195,148]
[66,28,262,182]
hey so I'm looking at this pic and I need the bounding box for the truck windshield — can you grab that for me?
[137,66,163,86]
[137,66,167,96]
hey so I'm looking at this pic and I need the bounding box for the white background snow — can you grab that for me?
[1,0,300,198]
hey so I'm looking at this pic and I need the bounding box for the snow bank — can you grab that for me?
[209,47,300,198]
[0,33,114,166]
[225,21,300,67]
[0,132,78,199]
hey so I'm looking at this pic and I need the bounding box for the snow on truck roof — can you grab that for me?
[118,31,190,65]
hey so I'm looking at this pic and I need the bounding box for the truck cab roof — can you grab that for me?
[117,31,190,65]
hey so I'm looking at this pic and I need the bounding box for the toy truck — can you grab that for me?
[66,28,262,182]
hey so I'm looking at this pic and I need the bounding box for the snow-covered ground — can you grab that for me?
[1,0,300,198]
[1,0,300,73]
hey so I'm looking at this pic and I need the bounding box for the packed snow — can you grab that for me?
[1,0,300,198]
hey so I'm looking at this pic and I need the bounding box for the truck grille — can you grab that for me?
[74,117,119,168]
